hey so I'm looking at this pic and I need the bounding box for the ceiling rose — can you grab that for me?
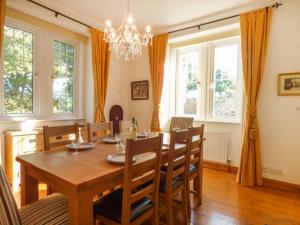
[103,0,153,61]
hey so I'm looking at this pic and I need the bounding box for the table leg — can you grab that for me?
[68,190,93,225]
[20,164,39,207]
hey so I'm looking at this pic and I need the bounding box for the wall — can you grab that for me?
[258,0,300,184]
[128,0,300,185]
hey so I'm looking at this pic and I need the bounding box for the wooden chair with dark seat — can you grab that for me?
[159,129,191,225]
[43,124,79,151]
[0,165,69,225]
[87,121,113,143]
[187,125,205,217]
[169,117,194,133]
[94,134,163,225]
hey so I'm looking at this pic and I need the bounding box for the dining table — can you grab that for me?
[15,133,179,225]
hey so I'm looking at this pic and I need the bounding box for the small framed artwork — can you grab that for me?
[278,72,300,96]
[131,80,149,100]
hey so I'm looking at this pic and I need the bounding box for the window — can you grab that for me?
[53,40,75,114]
[3,25,34,114]
[172,37,242,123]
[0,18,82,120]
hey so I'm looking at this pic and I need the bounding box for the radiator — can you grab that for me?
[203,131,229,164]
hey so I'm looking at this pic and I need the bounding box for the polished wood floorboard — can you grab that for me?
[14,168,300,225]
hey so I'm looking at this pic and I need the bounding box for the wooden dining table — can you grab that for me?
[16,134,188,225]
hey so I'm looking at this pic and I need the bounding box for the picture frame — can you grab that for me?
[278,72,300,96]
[131,80,149,100]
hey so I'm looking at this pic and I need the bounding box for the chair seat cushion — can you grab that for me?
[159,172,184,193]
[19,193,68,225]
[189,164,198,174]
[93,188,153,223]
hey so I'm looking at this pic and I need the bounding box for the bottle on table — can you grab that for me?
[130,117,137,139]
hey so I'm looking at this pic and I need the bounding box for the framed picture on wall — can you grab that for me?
[131,80,149,100]
[278,72,300,95]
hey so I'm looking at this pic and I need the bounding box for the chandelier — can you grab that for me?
[103,0,153,61]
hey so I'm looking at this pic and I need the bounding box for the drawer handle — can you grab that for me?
[56,136,63,140]
[29,139,36,143]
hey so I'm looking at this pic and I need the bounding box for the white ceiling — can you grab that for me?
[34,0,264,30]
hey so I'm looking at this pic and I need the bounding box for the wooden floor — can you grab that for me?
[14,168,300,225]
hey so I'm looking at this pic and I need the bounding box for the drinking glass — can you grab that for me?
[144,129,151,138]
[115,133,122,148]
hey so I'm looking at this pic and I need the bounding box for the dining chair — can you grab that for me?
[94,134,163,225]
[159,129,191,225]
[169,117,194,133]
[43,124,79,151]
[0,165,68,225]
[87,121,113,143]
[187,125,205,218]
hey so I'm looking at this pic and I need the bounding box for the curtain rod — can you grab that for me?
[26,0,92,28]
[168,2,283,35]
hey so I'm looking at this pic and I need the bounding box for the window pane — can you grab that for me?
[3,26,33,114]
[177,51,200,115]
[212,43,238,119]
[53,40,74,114]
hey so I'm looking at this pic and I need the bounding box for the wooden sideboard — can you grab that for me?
[4,125,88,191]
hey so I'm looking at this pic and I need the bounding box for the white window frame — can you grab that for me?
[49,35,80,119]
[0,17,83,121]
[172,36,243,124]
[0,17,39,118]
[206,38,243,123]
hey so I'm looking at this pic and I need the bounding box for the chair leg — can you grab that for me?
[152,203,159,225]
[187,179,191,219]
[166,193,174,225]
[182,187,189,225]
[194,174,202,205]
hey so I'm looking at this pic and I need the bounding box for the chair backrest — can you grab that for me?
[0,166,22,225]
[169,117,194,133]
[188,125,205,174]
[121,134,163,224]
[119,120,138,138]
[43,124,79,151]
[163,129,191,191]
[87,122,113,142]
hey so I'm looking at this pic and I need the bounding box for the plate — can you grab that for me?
[102,137,118,144]
[107,153,137,164]
[66,143,95,151]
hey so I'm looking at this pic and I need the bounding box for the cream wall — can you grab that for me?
[258,0,300,184]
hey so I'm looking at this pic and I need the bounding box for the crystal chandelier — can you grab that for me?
[103,0,153,61]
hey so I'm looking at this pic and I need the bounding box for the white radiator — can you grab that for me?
[203,131,229,164]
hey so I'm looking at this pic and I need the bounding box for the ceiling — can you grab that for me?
[35,0,262,30]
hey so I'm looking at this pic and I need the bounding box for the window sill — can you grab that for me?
[0,116,85,124]
[193,119,242,125]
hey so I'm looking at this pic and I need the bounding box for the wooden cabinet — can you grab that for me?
[4,130,44,191]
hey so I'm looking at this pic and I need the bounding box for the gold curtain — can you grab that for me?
[237,8,272,186]
[148,33,168,132]
[0,0,5,57]
[90,28,110,123]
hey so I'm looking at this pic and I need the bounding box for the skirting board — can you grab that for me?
[203,161,238,173]
[203,160,300,194]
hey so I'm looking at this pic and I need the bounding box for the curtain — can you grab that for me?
[237,8,272,186]
[90,28,110,123]
[0,0,5,57]
[148,33,168,132]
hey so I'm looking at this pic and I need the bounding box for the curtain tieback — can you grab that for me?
[248,112,257,140]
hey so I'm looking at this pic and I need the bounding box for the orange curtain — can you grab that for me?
[148,34,168,132]
[237,8,272,186]
[90,28,110,123]
[0,0,5,57]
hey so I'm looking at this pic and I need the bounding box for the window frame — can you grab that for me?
[206,38,243,123]
[49,35,80,119]
[0,17,82,121]
[172,36,243,124]
[0,17,39,118]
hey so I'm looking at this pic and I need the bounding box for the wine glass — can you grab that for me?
[144,129,151,138]
[115,133,122,149]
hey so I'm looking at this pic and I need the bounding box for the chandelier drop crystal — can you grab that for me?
[103,0,153,61]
